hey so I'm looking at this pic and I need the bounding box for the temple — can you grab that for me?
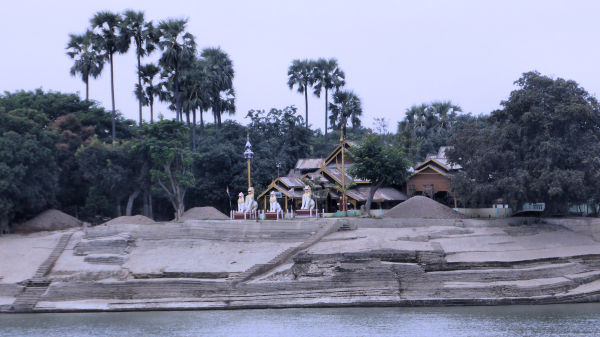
[405,146,461,207]
[257,140,406,213]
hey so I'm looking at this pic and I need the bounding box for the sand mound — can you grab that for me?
[180,206,229,220]
[383,196,464,219]
[102,215,155,226]
[17,209,82,233]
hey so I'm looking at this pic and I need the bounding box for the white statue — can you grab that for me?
[244,187,258,213]
[269,191,282,212]
[301,185,315,210]
[237,192,245,213]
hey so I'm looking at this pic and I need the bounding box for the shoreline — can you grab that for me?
[2,217,600,314]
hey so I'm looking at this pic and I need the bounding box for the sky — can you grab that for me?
[2,0,600,132]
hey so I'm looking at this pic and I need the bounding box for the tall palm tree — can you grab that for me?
[312,58,345,144]
[179,57,210,150]
[122,10,157,127]
[287,59,315,128]
[156,19,196,121]
[135,63,160,124]
[201,47,235,128]
[66,30,104,101]
[90,11,130,143]
[329,90,363,135]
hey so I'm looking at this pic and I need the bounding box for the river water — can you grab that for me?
[1,304,600,336]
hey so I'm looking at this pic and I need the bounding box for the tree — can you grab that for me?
[90,11,130,143]
[329,90,363,135]
[49,113,95,216]
[0,108,58,232]
[350,133,410,213]
[246,106,312,186]
[156,19,196,121]
[134,120,197,220]
[312,58,345,140]
[287,59,315,128]
[76,137,137,219]
[135,63,161,124]
[66,30,104,101]
[122,10,157,127]
[397,101,462,163]
[447,72,600,214]
[180,57,210,150]
[201,47,235,128]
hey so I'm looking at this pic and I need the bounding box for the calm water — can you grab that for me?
[2,304,600,337]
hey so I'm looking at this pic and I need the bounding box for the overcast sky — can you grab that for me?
[2,0,600,132]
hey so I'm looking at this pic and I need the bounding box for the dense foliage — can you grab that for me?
[350,133,411,213]
[447,72,600,214]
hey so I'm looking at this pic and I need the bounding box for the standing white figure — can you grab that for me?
[301,185,315,210]
[244,187,258,213]
[269,191,282,212]
[237,192,245,213]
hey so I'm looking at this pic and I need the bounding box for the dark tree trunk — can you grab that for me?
[304,82,308,128]
[110,52,116,143]
[148,193,153,219]
[218,113,222,127]
[143,190,149,217]
[116,198,122,217]
[365,181,383,214]
[185,111,190,126]
[0,215,10,235]
[137,52,143,127]
[200,109,204,129]
[324,87,328,150]
[85,77,89,102]
[126,189,140,216]
[192,109,197,151]
[174,64,181,122]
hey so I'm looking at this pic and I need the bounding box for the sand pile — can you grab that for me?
[383,196,464,219]
[17,209,82,233]
[180,206,229,220]
[102,215,155,226]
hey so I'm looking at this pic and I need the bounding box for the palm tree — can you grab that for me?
[201,47,235,128]
[287,59,315,128]
[179,57,211,150]
[312,58,345,140]
[66,30,104,101]
[156,19,196,121]
[90,11,130,143]
[329,90,363,135]
[135,63,160,123]
[122,10,157,127]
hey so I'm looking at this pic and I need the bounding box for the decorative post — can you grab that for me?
[340,124,347,216]
[276,162,282,178]
[244,133,254,189]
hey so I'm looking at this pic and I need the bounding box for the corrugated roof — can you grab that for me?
[415,146,461,171]
[279,177,305,188]
[345,186,407,202]
[294,158,324,170]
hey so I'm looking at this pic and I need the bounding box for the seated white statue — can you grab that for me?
[269,191,282,212]
[301,185,315,210]
[237,192,245,213]
[244,187,258,213]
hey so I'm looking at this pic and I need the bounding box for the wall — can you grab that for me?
[454,208,513,218]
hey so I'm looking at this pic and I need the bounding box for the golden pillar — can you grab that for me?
[243,133,254,189]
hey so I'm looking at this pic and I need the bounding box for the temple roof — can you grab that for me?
[294,158,324,171]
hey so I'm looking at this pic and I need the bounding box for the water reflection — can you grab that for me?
[1,304,599,337]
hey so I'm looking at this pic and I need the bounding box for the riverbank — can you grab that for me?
[2,217,600,313]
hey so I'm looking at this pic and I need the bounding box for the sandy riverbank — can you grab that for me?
[2,217,600,313]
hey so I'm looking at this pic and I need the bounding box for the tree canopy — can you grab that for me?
[447,72,600,214]
[350,133,410,213]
